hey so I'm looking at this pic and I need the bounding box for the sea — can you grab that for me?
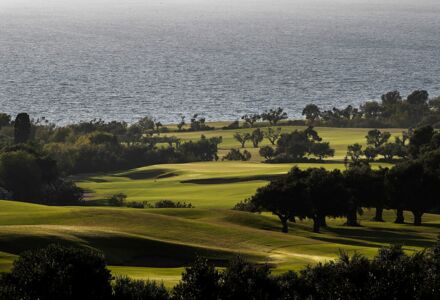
[0,0,439,124]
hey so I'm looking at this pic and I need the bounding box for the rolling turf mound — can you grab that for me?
[1,199,439,286]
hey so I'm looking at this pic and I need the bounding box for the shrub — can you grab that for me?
[113,276,169,300]
[172,257,221,300]
[223,149,252,161]
[108,193,127,207]
[125,201,146,209]
[1,244,112,300]
[155,200,193,208]
[233,199,259,212]
[259,146,275,160]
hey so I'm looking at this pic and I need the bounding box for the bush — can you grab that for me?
[223,149,252,161]
[125,201,147,209]
[113,276,169,300]
[1,244,112,300]
[108,193,127,207]
[155,200,193,208]
[172,257,221,300]
[259,146,275,160]
[222,120,240,130]
[233,199,259,212]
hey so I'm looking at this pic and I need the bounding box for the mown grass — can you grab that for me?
[0,126,414,286]
[1,200,438,286]
[78,161,391,208]
[167,126,404,161]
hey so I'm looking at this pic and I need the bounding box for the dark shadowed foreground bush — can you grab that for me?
[0,244,112,300]
[2,242,440,299]
[113,276,169,300]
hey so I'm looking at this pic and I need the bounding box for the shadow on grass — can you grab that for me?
[121,169,177,180]
[0,232,262,268]
[310,226,435,249]
[181,174,285,185]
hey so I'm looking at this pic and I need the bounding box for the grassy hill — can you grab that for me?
[0,200,439,287]
[0,126,418,287]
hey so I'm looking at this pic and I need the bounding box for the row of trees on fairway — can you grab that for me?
[346,125,440,165]
[232,126,335,162]
[302,90,440,128]
[3,243,440,300]
[239,144,440,233]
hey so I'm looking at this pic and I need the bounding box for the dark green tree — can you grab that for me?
[1,244,112,300]
[14,113,31,144]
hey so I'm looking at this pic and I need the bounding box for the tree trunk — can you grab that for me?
[318,214,327,227]
[346,209,358,226]
[394,208,404,224]
[313,216,320,233]
[373,206,384,222]
[279,216,289,233]
[413,211,423,226]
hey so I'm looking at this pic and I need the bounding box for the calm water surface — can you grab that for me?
[0,0,439,124]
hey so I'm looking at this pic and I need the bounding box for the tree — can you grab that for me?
[172,257,221,300]
[366,129,391,149]
[177,115,186,131]
[407,90,429,106]
[233,132,251,148]
[274,127,333,162]
[0,151,43,201]
[408,125,435,158]
[189,114,213,131]
[387,160,439,226]
[361,101,382,120]
[276,131,310,160]
[155,121,163,133]
[250,178,301,233]
[241,114,260,128]
[1,244,112,300]
[364,146,378,161]
[14,113,31,144]
[259,146,275,160]
[344,165,386,225]
[346,144,363,165]
[136,116,155,131]
[0,113,11,129]
[113,276,170,300]
[302,104,321,124]
[302,168,346,232]
[223,149,251,161]
[221,257,280,300]
[261,108,288,125]
[379,143,400,160]
[264,127,282,145]
[381,91,402,107]
[250,128,264,148]
[309,142,334,160]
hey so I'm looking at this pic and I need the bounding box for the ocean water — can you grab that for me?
[0,0,439,124]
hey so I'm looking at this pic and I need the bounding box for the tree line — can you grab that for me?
[0,113,222,205]
[302,90,440,128]
[229,126,334,162]
[236,125,440,233]
[2,242,440,300]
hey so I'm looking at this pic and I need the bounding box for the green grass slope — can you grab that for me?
[1,200,438,286]
[0,127,411,287]
[169,126,404,161]
[78,161,391,208]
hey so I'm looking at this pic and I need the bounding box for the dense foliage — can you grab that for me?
[3,243,440,299]
[302,90,440,128]
[243,143,440,232]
